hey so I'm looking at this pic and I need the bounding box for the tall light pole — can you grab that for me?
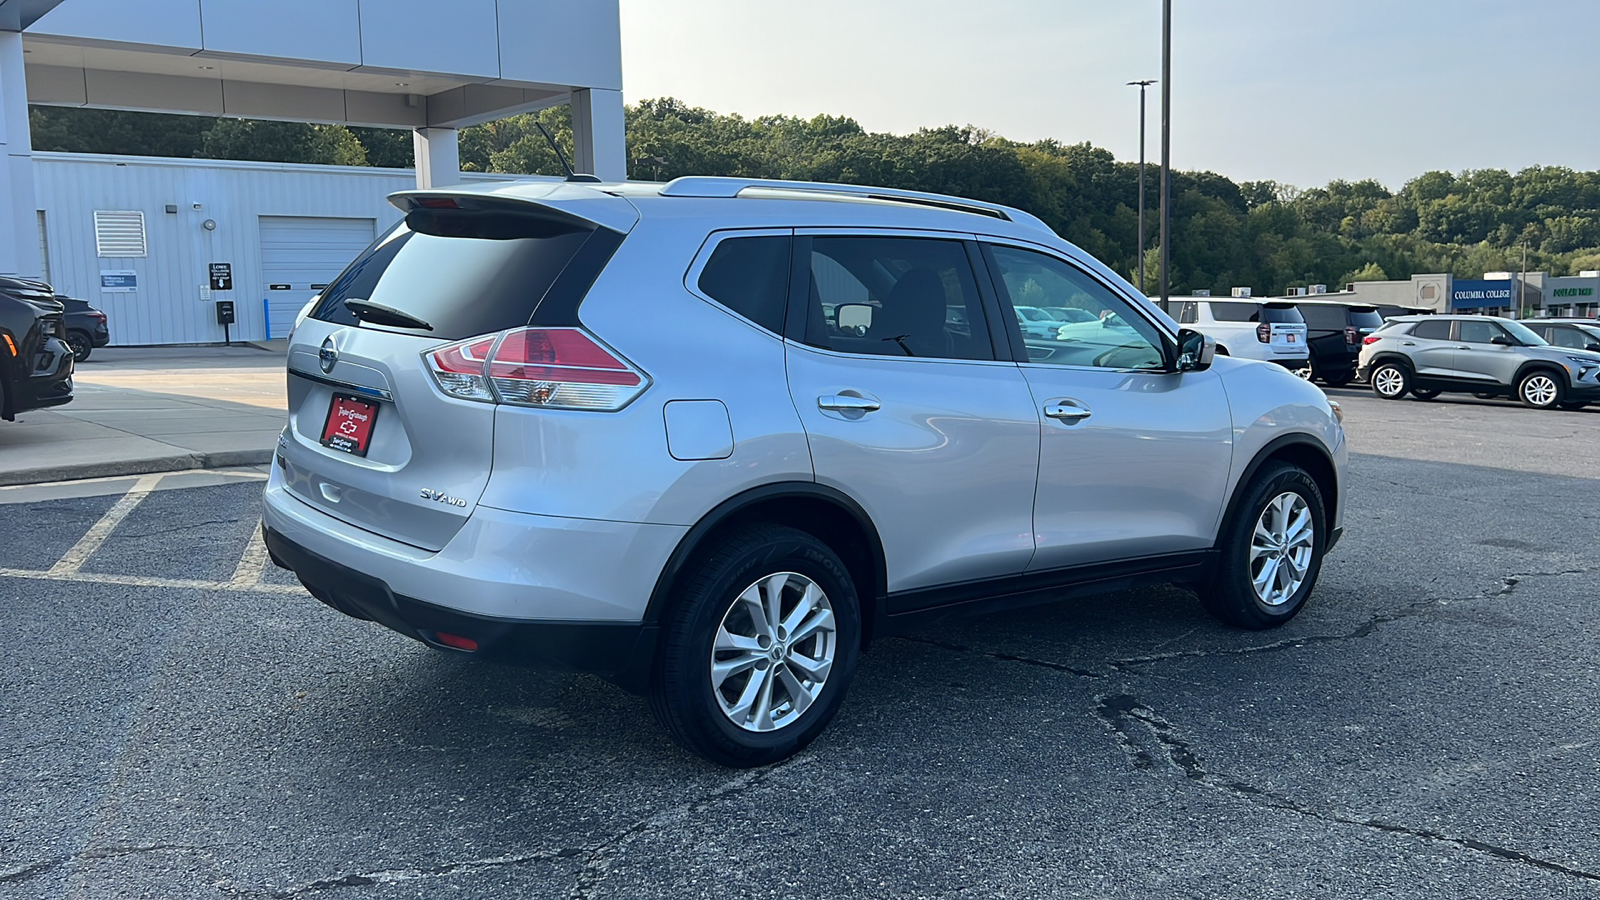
[1128,79,1156,294]
[1159,0,1173,313]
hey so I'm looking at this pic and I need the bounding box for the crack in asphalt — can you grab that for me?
[899,636,1103,678]
[0,845,209,886]
[214,849,586,899]
[207,762,808,898]
[1093,693,1600,885]
[568,760,801,899]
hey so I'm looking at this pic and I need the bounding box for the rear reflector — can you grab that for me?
[434,632,479,651]
[422,327,648,411]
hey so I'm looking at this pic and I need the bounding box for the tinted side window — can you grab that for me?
[1459,320,1501,344]
[696,235,791,334]
[312,215,605,340]
[986,245,1166,370]
[804,236,992,361]
[1297,306,1346,330]
[1410,320,1451,340]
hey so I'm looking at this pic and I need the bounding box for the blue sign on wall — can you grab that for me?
[100,271,138,292]
[1451,279,1513,309]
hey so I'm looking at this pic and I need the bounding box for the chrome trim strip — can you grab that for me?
[287,365,393,401]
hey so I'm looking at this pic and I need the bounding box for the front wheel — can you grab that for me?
[1518,370,1564,410]
[1320,370,1353,388]
[649,524,861,768]
[1370,363,1410,400]
[1199,463,1326,630]
[1558,401,1589,411]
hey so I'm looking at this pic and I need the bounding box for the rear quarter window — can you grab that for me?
[695,235,791,334]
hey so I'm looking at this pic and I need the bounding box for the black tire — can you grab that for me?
[649,524,861,768]
[1320,370,1353,388]
[66,331,92,362]
[1214,346,1230,356]
[1199,462,1327,630]
[1369,362,1410,400]
[1558,401,1589,411]
[1474,392,1499,400]
[1411,388,1440,400]
[1517,369,1565,410]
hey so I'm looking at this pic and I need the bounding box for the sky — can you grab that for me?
[618,0,1600,191]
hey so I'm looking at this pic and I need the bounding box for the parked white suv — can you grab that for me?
[263,177,1347,767]
[1174,298,1311,376]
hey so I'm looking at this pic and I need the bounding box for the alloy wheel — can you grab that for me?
[710,572,837,733]
[1522,374,1559,408]
[1372,366,1406,398]
[1249,492,1315,607]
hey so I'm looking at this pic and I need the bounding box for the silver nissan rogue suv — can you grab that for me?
[263,176,1348,767]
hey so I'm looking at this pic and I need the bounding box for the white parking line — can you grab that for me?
[0,566,303,594]
[227,524,271,590]
[47,473,165,576]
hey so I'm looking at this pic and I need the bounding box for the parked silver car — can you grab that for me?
[263,177,1348,766]
[1358,314,1600,410]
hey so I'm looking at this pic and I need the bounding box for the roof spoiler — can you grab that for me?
[388,187,638,234]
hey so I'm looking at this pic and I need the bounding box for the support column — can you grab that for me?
[570,88,626,182]
[412,127,460,190]
[0,30,41,279]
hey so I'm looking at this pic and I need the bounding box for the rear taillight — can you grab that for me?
[1344,326,1358,345]
[1256,323,1271,343]
[424,327,647,411]
[427,336,497,401]
[89,312,108,323]
[1362,335,1381,345]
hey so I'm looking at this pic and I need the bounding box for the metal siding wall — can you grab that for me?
[34,155,424,344]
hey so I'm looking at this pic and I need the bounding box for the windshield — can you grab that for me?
[1501,320,1548,346]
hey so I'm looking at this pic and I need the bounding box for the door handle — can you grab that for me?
[1455,346,1471,350]
[1400,341,1416,346]
[818,394,880,413]
[1044,402,1093,422]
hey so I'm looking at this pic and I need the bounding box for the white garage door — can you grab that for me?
[260,216,377,339]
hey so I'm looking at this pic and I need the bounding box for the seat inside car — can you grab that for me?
[868,269,954,357]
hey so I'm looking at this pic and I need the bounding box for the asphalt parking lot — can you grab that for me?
[2,390,1598,899]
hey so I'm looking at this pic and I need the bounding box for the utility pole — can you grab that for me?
[1518,242,1528,319]
[1128,79,1157,295]
[1159,0,1173,313]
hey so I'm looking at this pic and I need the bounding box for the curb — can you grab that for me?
[0,449,274,487]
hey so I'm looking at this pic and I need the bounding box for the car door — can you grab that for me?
[1452,318,1517,384]
[1401,318,1456,378]
[980,241,1233,570]
[784,231,1041,599]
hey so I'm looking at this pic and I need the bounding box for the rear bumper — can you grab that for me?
[265,526,656,685]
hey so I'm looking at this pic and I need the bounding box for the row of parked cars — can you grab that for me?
[0,275,112,421]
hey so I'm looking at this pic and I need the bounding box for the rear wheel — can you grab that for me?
[649,524,861,767]
[1558,401,1589,411]
[1370,363,1409,399]
[1474,392,1499,400]
[1517,370,1564,410]
[66,331,92,362]
[1199,463,1326,630]
[1320,370,1353,388]
[1411,389,1440,400]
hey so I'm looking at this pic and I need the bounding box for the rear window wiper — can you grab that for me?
[343,299,432,331]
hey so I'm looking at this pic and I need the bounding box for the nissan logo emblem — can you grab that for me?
[318,337,339,374]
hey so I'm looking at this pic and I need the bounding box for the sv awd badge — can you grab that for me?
[420,488,467,508]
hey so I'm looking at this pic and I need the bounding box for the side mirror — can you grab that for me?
[1491,334,1516,346]
[1176,328,1216,372]
[1586,342,1600,353]
[835,303,874,336]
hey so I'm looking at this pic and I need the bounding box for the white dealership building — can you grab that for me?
[0,0,625,345]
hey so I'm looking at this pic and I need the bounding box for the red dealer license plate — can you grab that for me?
[320,394,380,457]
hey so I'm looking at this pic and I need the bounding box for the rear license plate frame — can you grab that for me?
[320,393,380,457]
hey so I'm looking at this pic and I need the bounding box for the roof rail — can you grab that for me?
[657,176,1053,233]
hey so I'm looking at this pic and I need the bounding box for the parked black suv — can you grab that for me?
[1294,300,1384,386]
[0,285,74,421]
[57,295,110,361]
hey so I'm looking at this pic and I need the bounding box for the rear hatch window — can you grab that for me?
[1348,307,1383,330]
[1257,303,1305,324]
[310,211,614,341]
